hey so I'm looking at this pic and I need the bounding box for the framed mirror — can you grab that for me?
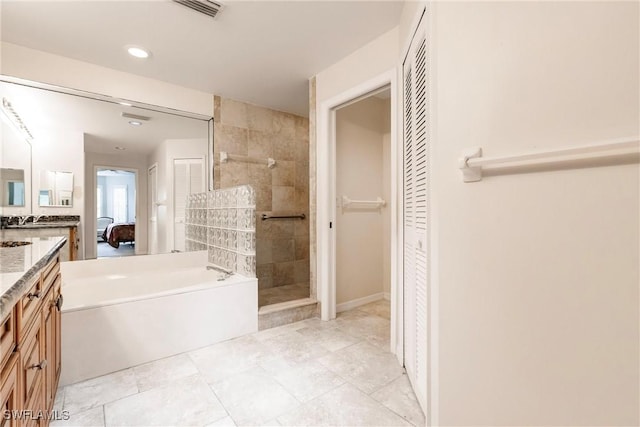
[0,168,25,206]
[39,170,74,207]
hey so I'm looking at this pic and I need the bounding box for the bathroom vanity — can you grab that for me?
[0,236,66,426]
[1,217,80,262]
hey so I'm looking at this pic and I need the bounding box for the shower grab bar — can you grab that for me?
[261,213,306,221]
[459,137,640,182]
[341,196,386,208]
[220,151,276,169]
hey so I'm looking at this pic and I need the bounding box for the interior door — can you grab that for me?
[148,164,158,254]
[173,158,204,252]
[403,10,428,411]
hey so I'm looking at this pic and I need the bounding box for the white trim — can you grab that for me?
[336,293,385,313]
[93,165,139,256]
[426,3,439,425]
[316,68,401,359]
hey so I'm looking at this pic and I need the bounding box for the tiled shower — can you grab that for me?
[212,96,310,306]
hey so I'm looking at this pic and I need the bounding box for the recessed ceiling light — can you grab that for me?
[115,146,127,151]
[126,46,150,59]
[129,120,142,126]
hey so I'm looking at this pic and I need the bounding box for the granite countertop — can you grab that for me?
[0,236,67,321]
[5,221,80,229]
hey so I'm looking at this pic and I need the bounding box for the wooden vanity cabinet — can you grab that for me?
[0,354,19,427]
[1,253,63,426]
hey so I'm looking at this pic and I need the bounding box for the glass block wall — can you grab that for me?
[185,185,256,277]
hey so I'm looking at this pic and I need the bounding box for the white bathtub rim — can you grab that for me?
[62,273,256,313]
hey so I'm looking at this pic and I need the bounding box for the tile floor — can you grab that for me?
[97,241,135,258]
[52,300,424,427]
[258,283,310,307]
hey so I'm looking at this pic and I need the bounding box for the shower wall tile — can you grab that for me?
[272,187,295,212]
[273,160,295,186]
[214,96,310,295]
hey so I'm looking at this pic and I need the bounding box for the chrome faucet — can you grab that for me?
[32,214,45,223]
[18,214,34,225]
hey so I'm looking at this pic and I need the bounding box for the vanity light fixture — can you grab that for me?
[128,120,142,126]
[119,102,133,107]
[1,98,33,141]
[126,46,150,59]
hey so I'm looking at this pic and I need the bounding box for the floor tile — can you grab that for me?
[53,386,65,413]
[357,299,391,319]
[64,369,138,414]
[104,374,227,426]
[317,341,403,394]
[133,353,199,392]
[260,357,345,402]
[260,330,329,364]
[51,406,105,427]
[335,313,391,350]
[371,374,426,427]
[277,383,411,426]
[251,320,309,342]
[206,416,236,426]
[295,325,362,352]
[210,366,300,426]
[189,335,274,384]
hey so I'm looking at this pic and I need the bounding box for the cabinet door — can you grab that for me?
[43,286,55,412]
[20,315,45,416]
[0,355,19,427]
[53,276,62,389]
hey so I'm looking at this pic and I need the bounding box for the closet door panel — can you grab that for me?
[403,12,428,410]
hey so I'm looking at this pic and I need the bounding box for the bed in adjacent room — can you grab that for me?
[102,222,135,248]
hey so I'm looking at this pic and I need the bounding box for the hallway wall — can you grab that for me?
[335,96,390,306]
[426,2,639,425]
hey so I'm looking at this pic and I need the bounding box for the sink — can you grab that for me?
[0,241,32,248]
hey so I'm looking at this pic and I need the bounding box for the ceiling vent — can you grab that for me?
[173,0,224,19]
[121,112,151,122]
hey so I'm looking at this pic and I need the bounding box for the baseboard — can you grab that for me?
[336,292,385,313]
[383,292,390,301]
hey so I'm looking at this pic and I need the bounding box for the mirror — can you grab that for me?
[39,170,74,207]
[0,168,25,206]
[1,77,212,259]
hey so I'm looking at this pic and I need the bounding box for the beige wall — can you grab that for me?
[335,96,391,305]
[213,96,310,300]
[1,43,213,116]
[84,147,149,259]
[426,2,639,425]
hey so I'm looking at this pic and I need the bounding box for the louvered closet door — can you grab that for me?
[403,13,428,410]
[174,158,205,251]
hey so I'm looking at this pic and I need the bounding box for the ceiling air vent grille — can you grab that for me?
[173,0,224,19]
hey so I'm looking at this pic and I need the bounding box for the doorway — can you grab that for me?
[334,88,392,323]
[96,168,137,258]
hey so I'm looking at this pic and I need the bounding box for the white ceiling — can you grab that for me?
[0,1,404,117]
[0,81,208,155]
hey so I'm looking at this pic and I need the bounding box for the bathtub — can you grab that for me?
[59,251,258,386]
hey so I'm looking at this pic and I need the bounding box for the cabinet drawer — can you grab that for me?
[0,354,19,427]
[17,275,43,340]
[0,311,16,370]
[42,267,60,300]
[41,257,59,291]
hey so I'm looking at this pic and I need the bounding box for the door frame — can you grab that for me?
[93,165,139,256]
[148,163,158,255]
[316,68,403,358]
